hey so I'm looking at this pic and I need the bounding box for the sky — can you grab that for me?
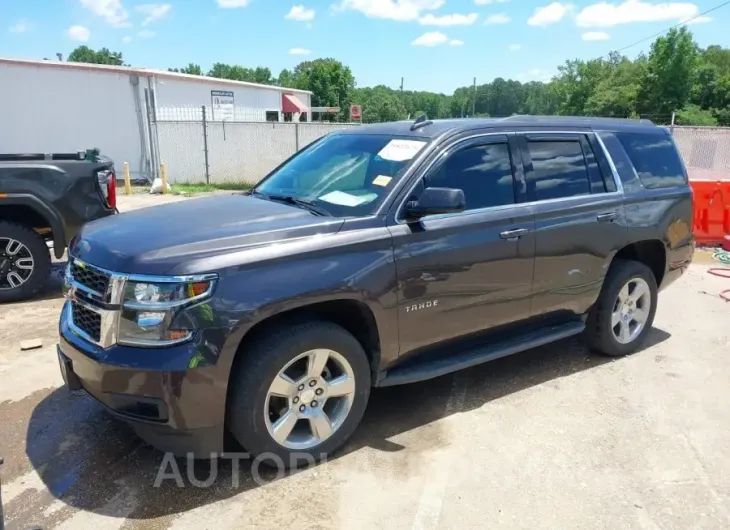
[2,0,730,93]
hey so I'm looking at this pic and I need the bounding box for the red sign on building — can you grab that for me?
[350,104,362,120]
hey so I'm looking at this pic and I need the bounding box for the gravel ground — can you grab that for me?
[1,193,729,529]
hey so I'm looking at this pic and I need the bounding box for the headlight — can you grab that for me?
[118,276,216,347]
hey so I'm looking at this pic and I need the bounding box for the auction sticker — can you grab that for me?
[377,140,426,162]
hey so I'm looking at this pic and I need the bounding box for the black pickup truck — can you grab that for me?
[58,116,694,465]
[0,150,117,302]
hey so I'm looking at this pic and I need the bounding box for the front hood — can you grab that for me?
[70,194,344,275]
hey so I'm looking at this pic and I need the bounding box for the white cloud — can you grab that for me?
[449,39,464,45]
[576,0,701,28]
[136,4,171,26]
[217,0,249,7]
[528,2,572,26]
[80,0,129,27]
[67,25,91,41]
[582,31,610,40]
[289,47,312,54]
[334,0,445,22]
[286,5,316,21]
[419,13,478,25]
[137,29,155,38]
[122,35,132,42]
[474,0,510,4]
[9,19,31,33]
[485,13,510,24]
[508,43,522,51]
[412,31,448,46]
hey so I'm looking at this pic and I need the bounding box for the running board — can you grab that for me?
[378,321,585,387]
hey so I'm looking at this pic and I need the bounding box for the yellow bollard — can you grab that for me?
[123,162,132,195]
[160,162,168,194]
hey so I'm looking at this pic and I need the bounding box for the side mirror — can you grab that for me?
[405,187,466,220]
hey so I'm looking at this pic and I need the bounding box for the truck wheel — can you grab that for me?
[584,259,658,357]
[0,222,51,303]
[227,321,371,467]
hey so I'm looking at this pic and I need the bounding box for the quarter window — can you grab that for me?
[427,143,515,210]
[527,141,591,200]
[615,132,687,189]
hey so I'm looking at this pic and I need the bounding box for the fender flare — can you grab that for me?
[0,194,66,258]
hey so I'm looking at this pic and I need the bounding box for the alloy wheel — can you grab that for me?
[264,348,356,450]
[0,238,34,290]
[612,277,651,344]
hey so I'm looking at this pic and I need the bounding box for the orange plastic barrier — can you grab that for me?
[690,180,730,245]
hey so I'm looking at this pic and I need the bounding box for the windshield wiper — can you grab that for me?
[252,191,331,216]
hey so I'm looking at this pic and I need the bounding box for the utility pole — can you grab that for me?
[400,77,404,91]
[471,77,476,117]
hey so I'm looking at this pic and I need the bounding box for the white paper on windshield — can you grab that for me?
[319,191,373,207]
[372,175,392,187]
[377,139,426,162]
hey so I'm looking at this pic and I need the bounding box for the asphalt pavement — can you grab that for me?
[1,193,729,529]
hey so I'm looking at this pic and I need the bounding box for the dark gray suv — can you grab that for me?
[58,116,694,465]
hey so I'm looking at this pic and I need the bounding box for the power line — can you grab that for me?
[611,0,730,55]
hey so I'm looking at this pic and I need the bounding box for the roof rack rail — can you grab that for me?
[410,114,433,131]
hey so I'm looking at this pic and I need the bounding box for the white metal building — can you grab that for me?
[0,58,312,180]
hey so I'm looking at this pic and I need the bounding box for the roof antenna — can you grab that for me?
[410,114,433,131]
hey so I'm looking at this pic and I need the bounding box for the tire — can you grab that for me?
[584,259,658,357]
[227,321,371,468]
[0,221,51,303]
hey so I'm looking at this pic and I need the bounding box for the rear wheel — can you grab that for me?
[227,321,371,467]
[0,222,51,303]
[584,259,658,357]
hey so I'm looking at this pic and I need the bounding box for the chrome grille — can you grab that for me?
[71,302,102,342]
[72,261,110,295]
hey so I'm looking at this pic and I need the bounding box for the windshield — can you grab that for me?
[252,133,428,217]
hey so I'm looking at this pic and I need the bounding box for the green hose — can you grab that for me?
[712,249,730,265]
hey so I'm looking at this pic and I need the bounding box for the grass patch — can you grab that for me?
[172,182,253,196]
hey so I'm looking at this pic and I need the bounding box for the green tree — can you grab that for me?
[207,63,274,84]
[355,86,407,123]
[67,45,124,65]
[291,58,355,109]
[584,56,643,117]
[676,104,718,125]
[552,58,612,115]
[169,63,203,75]
[277,68,297,88]
[637,27,698,119]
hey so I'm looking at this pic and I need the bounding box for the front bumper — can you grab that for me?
[58,302,228,457]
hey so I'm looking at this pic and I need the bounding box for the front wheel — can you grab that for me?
[584,259,658,357]
[227,322,371,467]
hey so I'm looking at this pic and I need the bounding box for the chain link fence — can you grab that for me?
[670,126,730,181]
[154,107,730,185]
[156,106,359,184]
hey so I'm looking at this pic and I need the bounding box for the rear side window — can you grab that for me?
[527,141,591,200]
[615,132,687,189]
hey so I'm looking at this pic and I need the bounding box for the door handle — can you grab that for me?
[597,211,619,222]
[499,228,529,240]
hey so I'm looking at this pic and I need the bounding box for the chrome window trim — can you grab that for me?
[394,131,509,223]
[394,129,626,224]
[593,131,626,194]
